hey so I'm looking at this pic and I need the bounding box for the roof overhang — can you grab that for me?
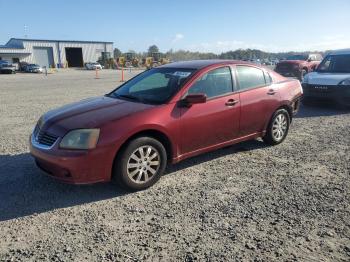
[0,52,31,55]
[8,38,113,44]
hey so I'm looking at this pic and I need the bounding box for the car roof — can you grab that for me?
[328,49,350,55]
[159,59,256,70]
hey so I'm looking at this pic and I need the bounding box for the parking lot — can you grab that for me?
[0,69,349,261]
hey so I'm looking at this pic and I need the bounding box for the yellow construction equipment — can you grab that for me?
[124,52,140,67]
[118,57,126,67]
[143,57,154,69]
[160,57,170,65]
[142,53,170,69]
[131,57,139,67]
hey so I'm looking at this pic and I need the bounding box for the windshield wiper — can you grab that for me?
[106,93,159,104]
[118,94,142,101]
[112,93,148,103]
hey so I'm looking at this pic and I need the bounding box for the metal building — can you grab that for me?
[0,38,113,68]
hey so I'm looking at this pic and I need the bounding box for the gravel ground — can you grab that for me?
[0,69,349,261]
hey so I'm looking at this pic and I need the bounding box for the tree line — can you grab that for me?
[113,45,328,62]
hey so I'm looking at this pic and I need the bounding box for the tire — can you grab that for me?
[299,69,307,81]
[112,137,167,191]
[263,109,290,145]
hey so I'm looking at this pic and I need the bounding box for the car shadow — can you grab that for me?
[0,140,267,222]
[0,153,129,222]
[295,103,350,118]
[166,139,267,174]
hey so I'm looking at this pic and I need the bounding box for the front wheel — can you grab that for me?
[112,137,167,191]
[263,109,290,145]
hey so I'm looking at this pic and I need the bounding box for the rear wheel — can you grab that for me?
[263,109,290,145]
[299,69,307,81]
[112,137,167,191]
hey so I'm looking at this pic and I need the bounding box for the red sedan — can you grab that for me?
[30,60,302,190]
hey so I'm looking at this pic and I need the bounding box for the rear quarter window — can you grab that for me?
[236,66,266,91]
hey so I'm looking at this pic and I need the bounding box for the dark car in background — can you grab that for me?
[30,60,302,191]
[0,60,16,74]
[275,53,322,81]
[302,49,350,107]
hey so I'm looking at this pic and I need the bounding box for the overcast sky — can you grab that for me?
[1,0,349,53]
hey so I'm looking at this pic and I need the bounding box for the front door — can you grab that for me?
[179,66,240,155]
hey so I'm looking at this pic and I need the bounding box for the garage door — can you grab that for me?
[33,47,54,68]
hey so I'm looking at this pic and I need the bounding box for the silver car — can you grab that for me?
[0,60,16,74]
[24,64,43,73]
[85,62,103,70]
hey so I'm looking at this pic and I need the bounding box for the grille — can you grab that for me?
[276,64,293,71]
[306,84,333,94]
[33,125,58,147]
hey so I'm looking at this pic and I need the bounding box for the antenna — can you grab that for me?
[24,25,28,38]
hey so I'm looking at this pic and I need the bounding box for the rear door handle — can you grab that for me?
[267,89,276,95]
[225,99,239,106]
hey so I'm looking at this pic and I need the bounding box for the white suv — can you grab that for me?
[302,49,350,107]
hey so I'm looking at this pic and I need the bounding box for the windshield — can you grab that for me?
[286,55,308,61]
[108,68,195,104]
[317,54,350,73]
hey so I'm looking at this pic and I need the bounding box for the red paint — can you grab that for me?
[30,60,303,184]
[275,54,322,78]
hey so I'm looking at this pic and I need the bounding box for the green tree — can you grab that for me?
[148,45,159,55]
[113,48,122,58]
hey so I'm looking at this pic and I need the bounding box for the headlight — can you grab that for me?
[60,129,100,149]
[339,78,350,85]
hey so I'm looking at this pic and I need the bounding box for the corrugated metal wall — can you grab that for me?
[1,39,113,67]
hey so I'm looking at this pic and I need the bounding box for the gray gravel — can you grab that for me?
[0,69,349,261]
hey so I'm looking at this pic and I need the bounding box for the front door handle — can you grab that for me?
[267,89,276,95]
[225,99,239,106]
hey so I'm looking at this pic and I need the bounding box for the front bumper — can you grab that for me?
[0,68,15,74]
[29,69,42,73]
[29,134,113,184]
[302,84,350,105]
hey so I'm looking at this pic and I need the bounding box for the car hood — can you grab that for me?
[305,72,350,85]
[40,96,155,135]
[277,60,304,65]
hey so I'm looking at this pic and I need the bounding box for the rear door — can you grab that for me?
[179,66,240,155]
[234,65,279,136]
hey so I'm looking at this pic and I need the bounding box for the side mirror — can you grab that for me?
[180,93,207,107]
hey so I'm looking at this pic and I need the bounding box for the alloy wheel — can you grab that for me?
[272,114,288,141]
[126,145,160,184]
